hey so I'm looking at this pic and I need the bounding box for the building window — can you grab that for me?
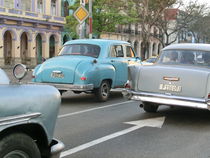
[51,0,56,16]
[37,0,43,14]
[4,0,14,8]
[21,0,31,11]
[64,1,69,16]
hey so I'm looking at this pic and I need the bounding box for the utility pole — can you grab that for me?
[79,0,86,39]
[89,0,93,39]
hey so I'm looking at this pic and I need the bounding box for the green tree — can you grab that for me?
[65,0,130,39]
[125,0,176,59]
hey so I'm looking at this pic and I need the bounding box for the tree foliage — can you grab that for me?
[156,1,210,46]
[65,0,130,39]
[125,0,176,59]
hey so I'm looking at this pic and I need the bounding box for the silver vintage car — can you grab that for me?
[0,64,64,158]
[123,43,210,112]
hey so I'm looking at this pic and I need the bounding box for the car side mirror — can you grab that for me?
[13,64,27,82]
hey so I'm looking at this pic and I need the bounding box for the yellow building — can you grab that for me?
[0,0,67,67]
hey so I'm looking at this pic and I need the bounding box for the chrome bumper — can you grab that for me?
[50,139,65,158]
[123,89,210,110]
[29,82,94,91]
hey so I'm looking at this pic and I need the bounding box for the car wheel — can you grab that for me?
[94,80,111,102]
[0,133,41,158]
[59,90,66,95]
[142,102,159,113]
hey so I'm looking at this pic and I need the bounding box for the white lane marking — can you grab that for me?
[60,117,165,157]
[58,100,134,119]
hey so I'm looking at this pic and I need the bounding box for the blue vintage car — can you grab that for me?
[32,39,141,101]
[123,43,210,112]
[0,64,64,158]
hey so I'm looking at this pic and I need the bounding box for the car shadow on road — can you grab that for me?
[61,91,124,104]
[156,106,210,129]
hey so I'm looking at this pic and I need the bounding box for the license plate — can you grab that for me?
[51,72,64,78]
[159,84,182,92]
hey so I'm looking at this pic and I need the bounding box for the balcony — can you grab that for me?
[0,6,65,25]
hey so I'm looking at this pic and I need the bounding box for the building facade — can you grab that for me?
[0,0,69,67]
[100,24,162,59]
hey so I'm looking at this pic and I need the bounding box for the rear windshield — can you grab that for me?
[158,50,210,68]
[59,44,101,58]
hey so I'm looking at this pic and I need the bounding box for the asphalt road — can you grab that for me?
[4,69,210,158]
[55,91,210,158]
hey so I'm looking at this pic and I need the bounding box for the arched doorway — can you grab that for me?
[134,41,138,56]
[49,35,55,58]
[63,34,69,44]
[36,34,42,64]
[152,43,156,56]
[4,31,12,65]
[158,43,161,55]
[20,32,28,64]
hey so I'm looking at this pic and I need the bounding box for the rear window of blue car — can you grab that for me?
[59,44,101,58]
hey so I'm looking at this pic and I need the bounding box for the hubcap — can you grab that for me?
[101,83,109,97]
[3,150,29,158]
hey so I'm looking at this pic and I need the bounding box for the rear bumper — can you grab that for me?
[122,89,210,110]
[50,139,65,158]
[29,82,94,91]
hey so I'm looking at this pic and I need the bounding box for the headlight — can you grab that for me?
[13,64,27,80]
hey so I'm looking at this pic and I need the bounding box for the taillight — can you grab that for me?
[80,77,87,80]
[124,81,131,89]
[208,94,210,99]
[32,75,35,78]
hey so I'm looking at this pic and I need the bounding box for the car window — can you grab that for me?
[59,44,100,58]
[126,46,135,57]
[110,45,124,57]
[158,50,210,67]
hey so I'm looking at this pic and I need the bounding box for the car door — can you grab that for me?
[124,44,141,65]
[109,44,128,87]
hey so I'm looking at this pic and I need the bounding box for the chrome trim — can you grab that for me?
[29,82,94,91]
[163,76,180,81]
[52,70,62,73]
[0,113,41,126]
[50,139,65,158]
[127,90,209,110]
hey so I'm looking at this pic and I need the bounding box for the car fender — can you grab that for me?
[74,61,115,88]
[0,84,61,143]
[32,64,42,81]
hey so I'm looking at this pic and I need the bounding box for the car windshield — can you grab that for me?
[59,44,101,58]
[158,50,210,68]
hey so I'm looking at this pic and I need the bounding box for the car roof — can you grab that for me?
[163,43,210,52]
[64,39,130,46]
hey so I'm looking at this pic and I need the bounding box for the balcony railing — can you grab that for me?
[0,6,65,24]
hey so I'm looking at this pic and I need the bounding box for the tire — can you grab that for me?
[142,102,159,113]
[0,133,41,158]
[59,90,66,95]
[94,80,111,102]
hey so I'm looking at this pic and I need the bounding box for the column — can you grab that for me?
[148,42,153,58]
[0,29,4,66]
[13,33,21,65]
[42,33,49,59]
[57,0,61,16]
[27,32,35,66]
[45,0,51,15]
[55,33,62,56]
